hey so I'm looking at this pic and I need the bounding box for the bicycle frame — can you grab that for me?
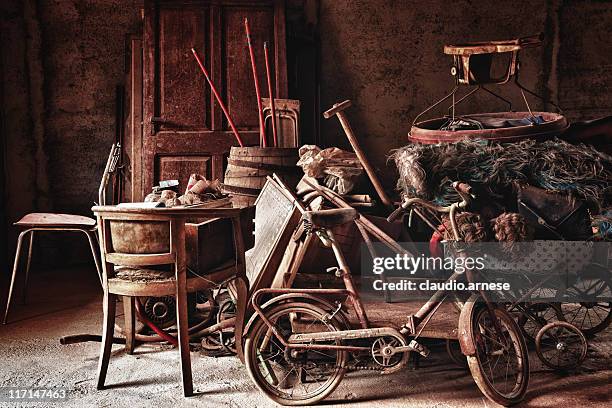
[250,179,478,354]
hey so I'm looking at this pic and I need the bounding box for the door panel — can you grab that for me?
[159,7,209,130]
[156,154,212,190]
[223,7,275,129]
[143,0,287,196]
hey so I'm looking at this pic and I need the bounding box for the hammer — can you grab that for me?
[323,100,393,207]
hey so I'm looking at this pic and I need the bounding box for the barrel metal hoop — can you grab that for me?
[227,158,298,173]
[220,183,261,197]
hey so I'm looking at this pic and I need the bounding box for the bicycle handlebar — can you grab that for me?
[386,181,474,223]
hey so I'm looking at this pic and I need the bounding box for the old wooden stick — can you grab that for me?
[191,48,244,147]
[244,18,266,147]
[263,42,278,147]
[323,100,393,207]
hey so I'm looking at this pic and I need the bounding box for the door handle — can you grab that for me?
[150,117,165,134]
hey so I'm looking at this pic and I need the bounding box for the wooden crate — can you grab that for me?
[185,218,235,275]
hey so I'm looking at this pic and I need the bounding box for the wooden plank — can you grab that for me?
[129,37,143,202]
[106,252,175,266]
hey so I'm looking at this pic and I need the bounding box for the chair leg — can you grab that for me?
[123,296,136,354]
[21,231,35,304]
[3,230,29,324]
[175,273,193,395]
[175,285,193,397]
[84,230,103,287]
[96,291,117,390]
[233,276,249,362]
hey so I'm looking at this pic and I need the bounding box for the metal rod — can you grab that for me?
[244,18,266,147]
[263,42,278,147]
[191,48,244,147]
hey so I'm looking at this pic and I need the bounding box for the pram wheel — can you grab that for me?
[516,302,563,343]
[244,301,348,405]
[561,276,611,336]
[535,321,587,371]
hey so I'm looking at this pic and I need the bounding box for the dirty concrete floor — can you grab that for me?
[0,266,610,408]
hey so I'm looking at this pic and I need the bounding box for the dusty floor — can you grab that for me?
[0,266,610,408]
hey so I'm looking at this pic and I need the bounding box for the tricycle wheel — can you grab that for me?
[244,301,347,405]
[535,321,587,371]
[465,304,529,406]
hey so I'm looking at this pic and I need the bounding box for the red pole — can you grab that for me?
[263,42,278,147]
[244,17,267,147]
[191,48,244,147]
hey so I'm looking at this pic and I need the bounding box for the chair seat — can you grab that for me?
[15,213,96,228]
[108,262,236,297]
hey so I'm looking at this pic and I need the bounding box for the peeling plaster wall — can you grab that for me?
[318,0,612,187]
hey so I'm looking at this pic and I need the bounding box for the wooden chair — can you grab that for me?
[92,205,249,397]
[3,144,121,324]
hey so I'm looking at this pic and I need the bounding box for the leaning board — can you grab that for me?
[245,178,299,290]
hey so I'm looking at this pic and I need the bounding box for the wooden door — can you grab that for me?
[142,0,287,196]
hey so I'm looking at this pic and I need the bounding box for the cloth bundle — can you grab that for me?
[297,145,364,195]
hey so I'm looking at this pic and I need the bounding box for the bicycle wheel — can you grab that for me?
[244,302,348,405]
[535,321,587,371]
[466,305,530,406]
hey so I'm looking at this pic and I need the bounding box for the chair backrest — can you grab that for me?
[98,143,121,206]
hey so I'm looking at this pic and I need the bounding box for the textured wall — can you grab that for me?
[2,0,611,269]
[39,0,141,213]
[1,0,141,268]
[318,0,612,186]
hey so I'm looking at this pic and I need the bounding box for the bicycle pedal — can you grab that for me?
[409,340,430,357]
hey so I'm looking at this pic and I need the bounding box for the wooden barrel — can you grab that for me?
[409,111,568,144]
[222,147,300,207]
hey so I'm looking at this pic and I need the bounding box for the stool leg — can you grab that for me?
[123,296,136,354]
[3,230,29,324]
[22,231,35,304]
[96,291,117,389]
[84,230,103,286]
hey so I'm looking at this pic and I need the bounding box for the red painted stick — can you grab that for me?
[244,17,267,147]
[263,42,278,147]
[191,48,244,147]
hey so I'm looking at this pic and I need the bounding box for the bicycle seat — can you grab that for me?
[303,208,358,228]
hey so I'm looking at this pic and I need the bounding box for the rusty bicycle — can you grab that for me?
[243,178,530,406]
